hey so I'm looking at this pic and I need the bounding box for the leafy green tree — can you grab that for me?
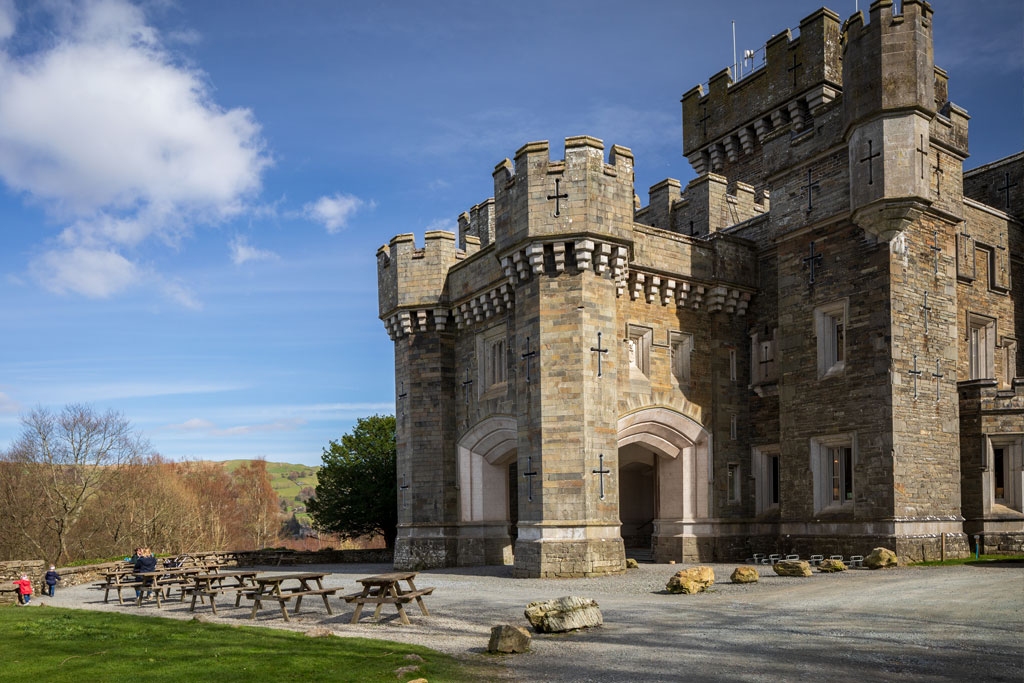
[308,415,397,549]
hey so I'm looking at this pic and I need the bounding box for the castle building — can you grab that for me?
[376,0,1023,577]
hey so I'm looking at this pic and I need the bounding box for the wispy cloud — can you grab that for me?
[165,418,215,431]
[52,381,248,402]
[162,416,306,437]
[0,391,20,414]
[302,193,373,233]
[229,235,278,265]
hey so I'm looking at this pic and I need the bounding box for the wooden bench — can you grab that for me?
[243,588,338,622]
[98,579,144,605]
[187,585,253,614]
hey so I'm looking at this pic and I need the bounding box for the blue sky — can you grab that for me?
[0,0,1021,466]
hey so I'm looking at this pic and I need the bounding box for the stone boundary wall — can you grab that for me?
[0,560,45,604]
[234,549,393,565]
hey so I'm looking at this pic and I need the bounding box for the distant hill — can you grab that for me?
[219,460,320,529]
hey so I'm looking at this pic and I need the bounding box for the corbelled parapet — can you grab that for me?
[492,136,636,255]
[377,230,463,340]
[682,8,842,175]
[842,0,935,134]
[636,174,769,236]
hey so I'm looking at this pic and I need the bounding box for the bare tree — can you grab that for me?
[0,404,148,564]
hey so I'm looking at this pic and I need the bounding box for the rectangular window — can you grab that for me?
[477,324,508,395]
[753,446,780,514]
[770,454,780,506]
[488,338,506,386]
[729,349,737,382]
[829,446,853,504]
[994,447,1006,502]
[811,434,856,513]
[815,300,848,378]
[670,332,692,389]
[727,463,740,503]
[969,315,995,380]
[730,415,737,440]
[627,325,652,378]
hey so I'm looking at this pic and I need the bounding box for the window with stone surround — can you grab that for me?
[814,300,848,378]
[753,446,780,514]
[999,336,1017,389]
[810,433,856,513]
[750,328,777,385]
[726,463,740,504]
[968,313,995,380]
[729,349,737,382]
[988,437,1022,513]
[627,324,652,378]
[669,331,692,389]
[477,324,508,396]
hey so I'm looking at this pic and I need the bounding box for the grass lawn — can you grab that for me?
[0,606,485,682]
[910,554,1024,567]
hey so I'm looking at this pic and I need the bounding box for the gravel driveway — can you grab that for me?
[43,561,1023,682]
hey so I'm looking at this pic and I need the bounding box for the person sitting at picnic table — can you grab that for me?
[44,566,61,597]
[133,547,157,599]
[12,574,32,606]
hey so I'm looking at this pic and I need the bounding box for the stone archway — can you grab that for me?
[617,407,711,562]
[456,416,517,565]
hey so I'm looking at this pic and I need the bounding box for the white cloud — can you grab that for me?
[425,217,456,231]
[0,0,270,301]
[0,0,15,42]
[303,193,371,233]
[165,417,215,431]
[229,235,278,266]
[30,246,139,298]
[159,278,202,310]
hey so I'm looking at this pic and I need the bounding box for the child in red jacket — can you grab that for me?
[13,574,32,605]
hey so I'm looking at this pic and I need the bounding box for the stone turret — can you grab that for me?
[843,0,940,240]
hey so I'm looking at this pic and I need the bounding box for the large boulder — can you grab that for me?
[864,547,898,569]
[773,560,812,577]
[488,624,532,653]
[666,566,715,593]
[818,558,847,573]
[730,566,759,583]
[524,596,603,633]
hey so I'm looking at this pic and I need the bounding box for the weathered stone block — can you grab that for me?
[524,596,603,633]
[864,547,898,569]
[488,624,532,653]
[773,560,812,577]
[730,566,759,583]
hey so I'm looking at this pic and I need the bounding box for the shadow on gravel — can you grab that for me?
[964,559,1024,568]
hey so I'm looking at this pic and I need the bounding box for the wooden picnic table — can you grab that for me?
[134,567,208,607]
[186,571,258,614]
[343,571,434,626]
[99,570,145,605]
[243,572,338,622]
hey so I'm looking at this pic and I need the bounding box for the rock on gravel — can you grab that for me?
[525,596,603,633]
[865,547,897,569]
[488,624,532,653]
[625,558,639,569]
[731,566,759,583]
[667,566,715,593]
[774,560,812,577]
[819,559,847,573]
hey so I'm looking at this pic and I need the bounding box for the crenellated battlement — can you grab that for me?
[842,0,936,134]
[682,7,842,176]
[636,174,769,236]
[377,230,463,337]
[492,136,636,255]
[457,198,495,251]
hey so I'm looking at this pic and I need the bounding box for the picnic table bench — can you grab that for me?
[186,571,258,614]
[343,571,434,626]
[243,572,337,622]
[98,571,145,605]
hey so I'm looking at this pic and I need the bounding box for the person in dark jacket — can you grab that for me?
[133,548,157,599]
[44,566,61,597]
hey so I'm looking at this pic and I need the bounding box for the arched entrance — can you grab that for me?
[617,407,711,562]
[456,416,517,565]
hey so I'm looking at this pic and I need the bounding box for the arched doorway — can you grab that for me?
[456,416,517,565]
[617,407,711,562]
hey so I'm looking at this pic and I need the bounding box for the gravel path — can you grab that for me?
[41,561,1024,682]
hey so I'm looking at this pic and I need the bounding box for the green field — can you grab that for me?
[220,460,320,528]
[0,606,480,682]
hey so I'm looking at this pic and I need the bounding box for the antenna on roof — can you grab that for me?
[732,20,737,80]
